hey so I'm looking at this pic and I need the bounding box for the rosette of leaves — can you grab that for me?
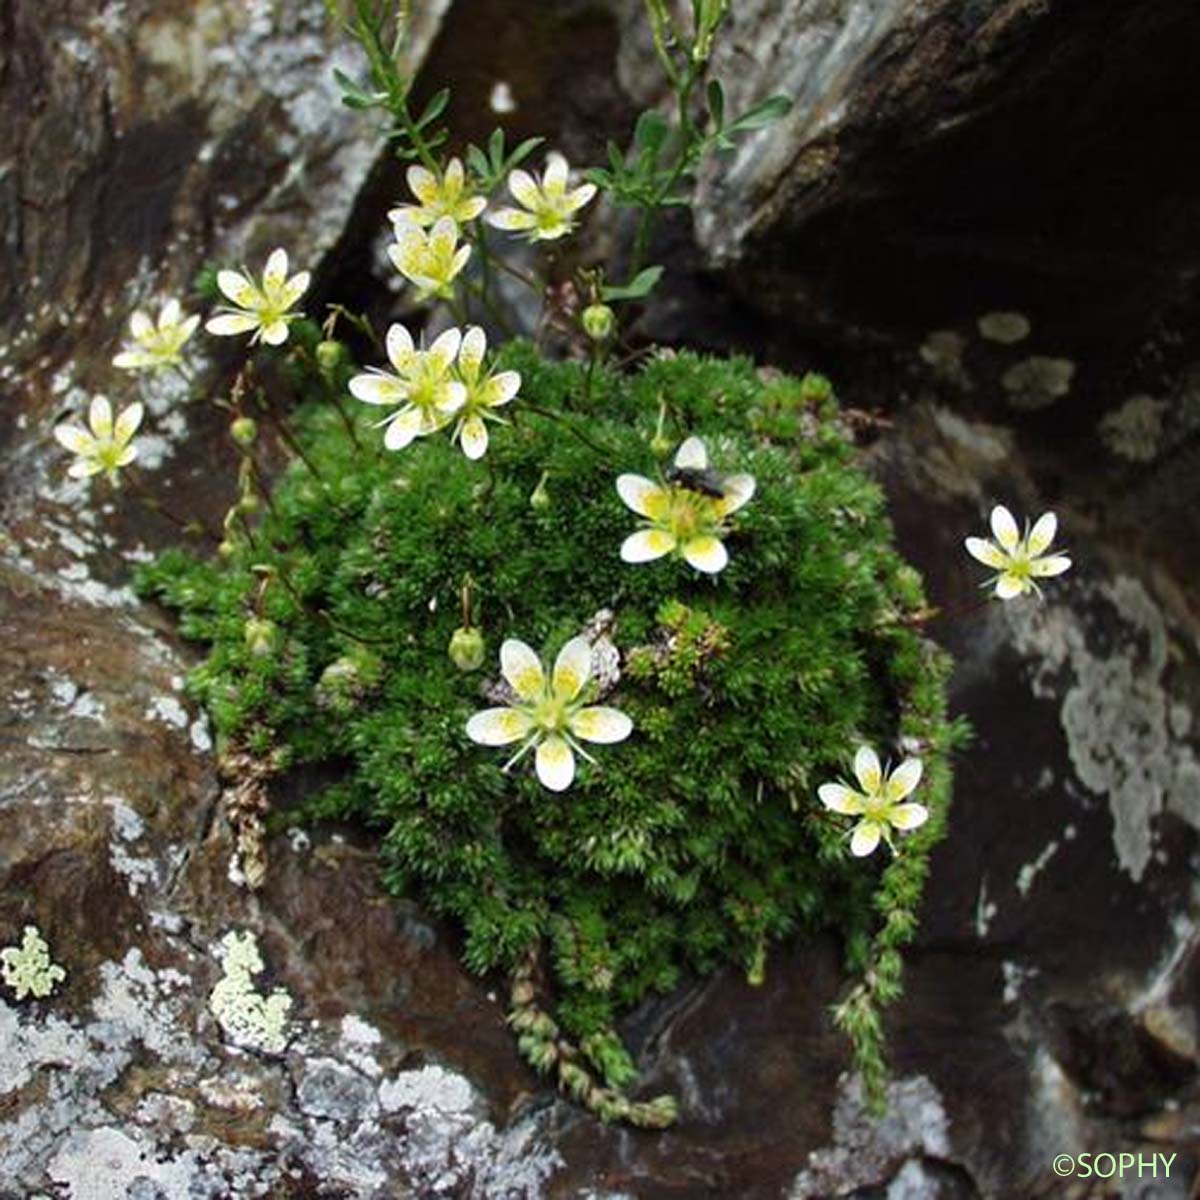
[139,346,963,1122]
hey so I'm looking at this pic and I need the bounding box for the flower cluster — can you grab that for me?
[349,323,519,457]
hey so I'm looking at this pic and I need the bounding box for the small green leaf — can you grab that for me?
[634,110,669,153]
[506,136,544,172]
[706,79,725,129]
[601,265,664,302]
[415,87,450,129]
[728,93,793,134]
[466,144,490,181]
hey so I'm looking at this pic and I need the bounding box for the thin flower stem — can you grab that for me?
[255,394,325,481]
[521,402,610,456]
[120,471,219,544]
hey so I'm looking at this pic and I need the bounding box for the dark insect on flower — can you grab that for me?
[664,464,728,499]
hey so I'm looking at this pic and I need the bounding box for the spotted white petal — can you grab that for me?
[383,407,425,450]
[112,350,156,370]
[438,381,468,415]
[460,196,488,221]
[501,639,545,702]
[990,505,1020,552]
[443,158,465,194]
[714,473,756,517]
[570,706,632,745]
[683,535,728,574]
[114,402,144,444]
[853,746,882,794]
[621,528,676,563]
[552,637,593,702]
[994,573,1027,600]
[130,310,154,339]
[260,320,290,346]
[159,299,181,328]
[1029,554,1071,577]
[964,536,1008,568]
[1027,511,1058,556]
[386,323,415,369]
[818,782,865,815]
[466,707,534,746]
[459,326,487,379]
[263,248,289,289]
[459,415,488,459]
[388,204,428,228]
[885,758,923,803]
[68,458,104,478]
[888,803,929,832]
[850,821,883,857]
[206,312,261,337]
[486,208,539,232]
[217,270,257,306]
[88,396,113,439]
[542,152,569,196]
[281,272,310,308]
[483,371,521,407]
[54,424,96,456]
[616,474,667,518]
[508,168,540,209]
[674,436,708,471]
[349,372,405,406]
[408,164,439,205]
[536,735,575,791]
[179,314,201,340]
[563,183,597,213]
[115,444,138,467]
[428,327,462,370]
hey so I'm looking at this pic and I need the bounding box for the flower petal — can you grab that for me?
[885,757,923,803]
[1030,554,1071,578]
[501,639,545,702]
[990,505,1020,552]
[68,459,103,478]
[994,572,1027,600]
[53,424,95,456]
[508,168,540,210]
[536,735,575,791]
[964,536,1008,568]
[263,248,289,289]
[888,803,929,832]
[114,402,144,444]
[616,474,667,518]
[88,396,113,439]
[259,320,290,346]
[562,182,597,213]
[216,270,257,306]
[850,821,883,857]
[112,350,156,370]
[459,415,489,459]
[674,436,708,471]
[460,196,488,222]
[206,313,261,337]
[408,164,439,205]
[443,157,465,195]
[552,637,593,702]
[482,371,521,407]
[485,208,539,232]
[683,535,728,574]
[459,326,486,379]
[386,323,415,369]
[1027,511,1058,556]
[130,310,154,339]
[383,407,425,450]
[158,299,181,328]
[713,473,756,517]
[542,152,569,196]
[281,272,310,308]
[349,372,405,406]
[428,327,462,370]
[818,782,865,815]
[621,528,676,563]
[466,707,534,746]
[853,746,882,794]
[570,706,632,745]
[180,314,201,340]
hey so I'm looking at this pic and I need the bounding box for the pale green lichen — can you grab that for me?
[977,311,1031,344]
[1,925,66,1000]
[209,930,292,1053]
[1098,394,1169,462]
[1002,356,1075,409]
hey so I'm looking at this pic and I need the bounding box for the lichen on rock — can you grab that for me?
[208,929,293,1053]
[1,926,67,1001]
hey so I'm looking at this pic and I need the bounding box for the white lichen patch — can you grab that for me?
[1002,356,1075,409]
[974,876,998,939]
[1098,393,1169,462]
[1,926,66,1000]
[919,330,968,384]
[790,1074,950,1198]
[105,797,160,896]
[977,311,1031,344]
[145,693,190,729]
[1006,576,1200,880]
[1015,838,1060,897]
[209,930,293,1054]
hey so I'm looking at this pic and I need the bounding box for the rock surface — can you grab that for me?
[2,0,1199,1197]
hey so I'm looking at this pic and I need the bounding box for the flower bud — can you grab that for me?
[448,626,485,672]
[230,416,257,446]
[316,339,346,377]
[649,433,673,457]
[236,493,261,515]
[529,472,552,512]
[217,539,237,559]
[243,617,278,658]
[581,303,616,342]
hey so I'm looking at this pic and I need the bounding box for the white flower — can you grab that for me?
[348,323,466,451]
[206,248,310,346]
[617,436,755,574]
[450,327,521,459]
[388,216,471,301]
[388,158,487,229]
[53,396,143,483]
[818,746,928,857]
[485,152,596,242]
[112,300,199,371]
[466,637,633,792]
[964,505,1071,599]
